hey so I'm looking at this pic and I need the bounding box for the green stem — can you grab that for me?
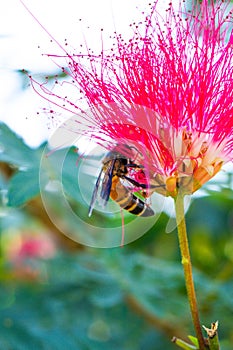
[174,194,206,350]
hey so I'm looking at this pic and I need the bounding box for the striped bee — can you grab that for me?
[88,149,156,217]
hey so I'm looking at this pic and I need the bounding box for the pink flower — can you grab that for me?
[7,233,56,263]
[31,0,233,197]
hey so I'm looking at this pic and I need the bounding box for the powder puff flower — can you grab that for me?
[29,0,233,198]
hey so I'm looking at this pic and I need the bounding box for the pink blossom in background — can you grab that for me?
[6,233,56,263]
[30,0,233,197]
[4,231,56,280]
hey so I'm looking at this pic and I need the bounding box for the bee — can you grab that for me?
[88,149,156,217]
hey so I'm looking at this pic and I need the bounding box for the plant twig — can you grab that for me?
[125,295,186,339]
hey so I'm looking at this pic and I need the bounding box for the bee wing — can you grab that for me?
[100,159,116,206]
[88,168,103,217]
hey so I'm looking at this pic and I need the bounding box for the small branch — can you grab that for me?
[125,295,186,340]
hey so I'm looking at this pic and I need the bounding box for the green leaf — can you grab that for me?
[8,167,40,206]
[0,123,34,167]
[0,124,47,206]
[0,253,173,350]
[100,250,189,320]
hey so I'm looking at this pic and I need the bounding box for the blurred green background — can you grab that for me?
[0,121,233,350]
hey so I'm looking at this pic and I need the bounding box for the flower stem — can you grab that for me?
[174,194,207,350]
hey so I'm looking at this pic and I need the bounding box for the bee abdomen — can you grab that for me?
[124,195,154,217]
[111,179,154,217]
